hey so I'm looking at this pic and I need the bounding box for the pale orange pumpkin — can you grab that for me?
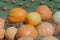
[0,18,5,28]
[35,5,52,20]
[16,24,38,39]
[0,28,5,40]
[37,22,55,36]
[5,27,18,40]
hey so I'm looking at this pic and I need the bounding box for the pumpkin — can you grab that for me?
[26,12,41,26]
[18,37,34,40]
[37,22,55,36]
[56,23,60,33]
[0,28,5,40]
[5,27,17,40]
[41,36,58,40]
[16,24,38,39]
[53,11,60,24]
[35,5,52,20]
[0,18,5,28]
[7,8,27,24]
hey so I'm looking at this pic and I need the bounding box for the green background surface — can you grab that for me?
[0,0,60,40]
[0,0,60,19]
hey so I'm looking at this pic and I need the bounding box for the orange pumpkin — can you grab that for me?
[16,24,38,39]
[7,8,27,24]
[56,23,60,33]
[18,37,34,40]
[37,22,55,36]
[35,5,52,20]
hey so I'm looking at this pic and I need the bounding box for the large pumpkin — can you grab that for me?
[7,8,27,24]
[35,5,52,20]
[37,22,55,36]
[16,24,38,39]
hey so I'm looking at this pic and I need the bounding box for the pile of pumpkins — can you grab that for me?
[0,5,60,40]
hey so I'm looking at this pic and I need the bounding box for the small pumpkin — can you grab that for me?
[41,36,58,40]
[56,23,60,33]
[53,11,60,24]
[0,18,5,28]
[0,28,5,40]
[18,37,34,40]
[37,22,55,36]
[5,27,17,40]
[7,8,27,24]
[16,24,38,39]
[26,12,41,26]
[35,5,52,20]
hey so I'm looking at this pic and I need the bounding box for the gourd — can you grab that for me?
[0,28,5,40]
[7,8,27,24]
[26,12,41,26]
[37,22,55,36]
[53,11,60,24]
[16,24,38,39]
[35,5,52,20]
[5,27,17,40]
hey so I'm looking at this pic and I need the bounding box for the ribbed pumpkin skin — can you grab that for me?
[37,22,55,36]
[35,5,52,20]
[16,24,38,39]
[7,8,27,24]
[0,28,5,40]
[5,27,17,40]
